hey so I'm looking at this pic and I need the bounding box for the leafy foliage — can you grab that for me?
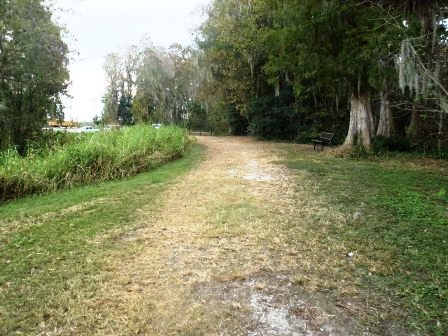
[196,0,448,151]
[118,95,134,126]
[0,0,69,152]
[247,86,297,140]
[102,43,201,126]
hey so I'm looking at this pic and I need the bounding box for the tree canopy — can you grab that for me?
[0,0,69,152]
[191,0,448,152]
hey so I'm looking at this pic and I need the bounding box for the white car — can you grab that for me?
[79,126,100,133]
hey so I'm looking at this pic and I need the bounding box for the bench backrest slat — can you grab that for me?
[320,132,334,142]
[320,132,334,140]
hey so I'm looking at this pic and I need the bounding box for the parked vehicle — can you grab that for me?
[80,126,100,133]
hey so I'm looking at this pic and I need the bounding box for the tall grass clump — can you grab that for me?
[0,125,191,202]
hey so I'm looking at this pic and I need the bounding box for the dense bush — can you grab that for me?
[0,125,191,202]
[25,131,79,156]
[372,135,413,154]
[247,88,298,140]
[227,104,249,136]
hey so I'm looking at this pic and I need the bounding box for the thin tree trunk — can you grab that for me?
[376,87,393,137]
[344,92,374,147]
[408,101,421,140]
[438,110,443,154]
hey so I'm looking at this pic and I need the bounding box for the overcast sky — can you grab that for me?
[51,0,211,122]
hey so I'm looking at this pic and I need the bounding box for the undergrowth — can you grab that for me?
[0,125,191,202]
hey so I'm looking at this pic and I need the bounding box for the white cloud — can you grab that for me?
[51,0,211,121]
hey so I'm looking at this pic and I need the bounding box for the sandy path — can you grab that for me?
[83,137,363,336]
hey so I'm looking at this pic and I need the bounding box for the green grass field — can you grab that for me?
[283,147,448,335]
[0,144,204,334]
[1,138,447,335]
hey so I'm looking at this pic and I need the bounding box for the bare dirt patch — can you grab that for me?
[65,137,397,335]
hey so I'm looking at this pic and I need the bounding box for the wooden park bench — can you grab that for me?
[312,132,335,150]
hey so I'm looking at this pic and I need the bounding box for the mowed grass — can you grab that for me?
[1,137,447,335]
[0,125,191,202]
[0,144,204,335]
[282,147,448,335]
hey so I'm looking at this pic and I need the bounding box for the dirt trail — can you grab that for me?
[86,137,366,335]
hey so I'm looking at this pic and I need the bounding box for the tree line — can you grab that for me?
[101,0,448,153]
[2,1,447,154]
[193,0,448,152]
[101,41,207,128]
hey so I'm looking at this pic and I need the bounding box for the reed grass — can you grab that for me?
[0,125,191,202]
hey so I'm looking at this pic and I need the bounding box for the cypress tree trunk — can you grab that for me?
[376,88,393,137]
[344,92,374,147]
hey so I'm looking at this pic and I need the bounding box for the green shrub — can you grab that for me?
[247,87,298,140]
[350,143,370,159]
[372,135,413,154]
[25,131,78,156]
[349,135,371,159]
[0,125,191,202]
